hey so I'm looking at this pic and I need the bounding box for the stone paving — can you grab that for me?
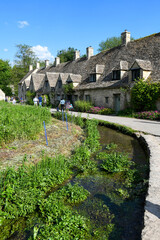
[51,109,160,240]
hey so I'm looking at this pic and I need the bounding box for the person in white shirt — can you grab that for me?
[60,99,65,111]
[33,96,39,106]
[12,98,16,104]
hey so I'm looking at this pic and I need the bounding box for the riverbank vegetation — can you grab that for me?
[0,109,149,239]
[0,101,51,147]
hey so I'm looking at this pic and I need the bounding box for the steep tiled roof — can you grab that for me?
[113,61,128,71]
[19,70,34,83]
[131,59,152,70]
[24,79,31,88]
[31,74,45,91]
[46,72,59,88]
[67,74,82,83]
[59,73,70,84]
[19,32,160,90]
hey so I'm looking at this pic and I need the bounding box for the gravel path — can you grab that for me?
[51,109,160,240]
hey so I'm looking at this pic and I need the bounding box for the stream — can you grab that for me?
[2,125,148,240]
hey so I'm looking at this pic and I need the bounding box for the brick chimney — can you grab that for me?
[74,50,80,60]
[86,46,93,59]
[29,65,33,71]
[36,62,40,69]
[45,60,49,68]
[121,30,131,45]
[55,57,60,66]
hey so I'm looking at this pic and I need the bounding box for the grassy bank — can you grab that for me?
[0,101,51,146]
[0,112,148,239]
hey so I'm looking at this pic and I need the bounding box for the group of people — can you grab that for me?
[5,96,17,104]
[58,99,73,112]
[33,95,47,106]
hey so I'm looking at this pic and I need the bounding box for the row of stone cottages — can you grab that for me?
[18,30,160,112]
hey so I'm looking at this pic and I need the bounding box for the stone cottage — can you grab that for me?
[18,30,160,111]
[0,89,5,101]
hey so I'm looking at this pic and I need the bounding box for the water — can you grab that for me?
[72,126,148,240]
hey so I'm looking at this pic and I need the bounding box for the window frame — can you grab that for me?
[105,97,109,104]
[112,70,120,80]
[132,69,140,81]
[90,74,96,82]
[85,95,91,102]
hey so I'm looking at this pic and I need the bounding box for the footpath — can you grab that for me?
[51,109,160,240]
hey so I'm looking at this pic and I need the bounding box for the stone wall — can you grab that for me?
[75,88,130,110]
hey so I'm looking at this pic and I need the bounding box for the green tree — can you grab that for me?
[57,47,76,63]
[131,78,160,111]
[11,44,39,95]
[15,44,38,71]
[0,59,12,95]
[98,36,134,52]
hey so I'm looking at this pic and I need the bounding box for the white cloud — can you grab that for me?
[4,48,8,52]
[18,21,29,28]
[32,45,54,61]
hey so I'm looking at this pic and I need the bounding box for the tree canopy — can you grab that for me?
[98,36,134,52]
[14,44,39,74]
[98,37,122,52]
[57,47,76,63]
[0,59,12,95]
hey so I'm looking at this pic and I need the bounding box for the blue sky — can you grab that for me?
[0,0,160,65]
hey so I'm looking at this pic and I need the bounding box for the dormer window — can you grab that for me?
[132,69,140,81]
[90,74,96,82]
[112,70,120,80]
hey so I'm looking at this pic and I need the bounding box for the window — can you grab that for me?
[132,69,140,81]
[90,74,96,82]
[112,70,120,80]
[105,97,109,103]
[74,95,78,101]
[85,95,91,102]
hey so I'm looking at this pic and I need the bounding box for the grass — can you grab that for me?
[0,101,51,146]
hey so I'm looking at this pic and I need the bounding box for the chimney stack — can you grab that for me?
[86,46,93,60]
[45,60,49,68]
[29,65,33,71]
[121,30,131,45]
[74,50,80,60]
[55,57,60,66]
[36,62,40,69]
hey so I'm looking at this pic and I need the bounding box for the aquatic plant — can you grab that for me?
[97,152,133,173]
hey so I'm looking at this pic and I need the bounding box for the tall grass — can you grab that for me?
[0,101,51,146]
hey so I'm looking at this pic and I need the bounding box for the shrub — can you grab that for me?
[88,107,114,115]
[88,106,103,114]
[117,108,134,117]
[131,78,160,111]
[99,108,114,115]
[74,100,93,112]
[26,91,35,105]
[133,111,160,120]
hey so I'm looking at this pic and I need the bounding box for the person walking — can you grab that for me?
[60,98,65,111]
[33,96,38,106]
[38,95,42,107]
[43,95,47,107]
